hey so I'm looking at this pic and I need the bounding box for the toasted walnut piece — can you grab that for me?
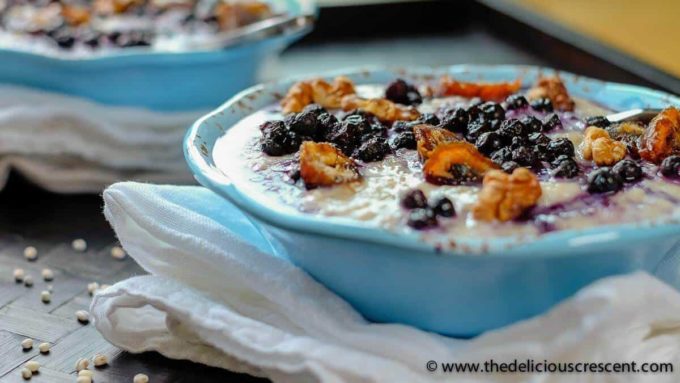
[281,77,356,114]
[526,75,574,111]
[61,5,90,26]
[472,168,542,222]
[413,124,461,161]
[581,126,610,159]
[299,141,360,188]
[340,95,420,122]
[639,107,680,164]
[423,142,499,185]
[591,137,627,166]
[438,77,521,101]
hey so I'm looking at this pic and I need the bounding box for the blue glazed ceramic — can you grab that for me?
[185,65,680,336]
[0,0,313,111]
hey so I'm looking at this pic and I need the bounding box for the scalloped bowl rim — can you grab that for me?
[185,64,680,258]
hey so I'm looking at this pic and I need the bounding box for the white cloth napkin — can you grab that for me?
[0,86,203,193]
[93,182,680,383]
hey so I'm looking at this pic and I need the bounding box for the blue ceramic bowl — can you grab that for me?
[0,0,314,111]
[185,65,680,336]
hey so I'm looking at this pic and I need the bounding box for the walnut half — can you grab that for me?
[299,141,360,189]
[281,77,356,114]
[472,168,542,222]
[580,126,627,166]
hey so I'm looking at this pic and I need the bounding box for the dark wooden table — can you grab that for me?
[0,1,669,381]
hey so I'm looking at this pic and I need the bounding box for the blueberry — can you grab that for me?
[530,98,554,112]
[465,119,492,142]
[466,100,484,121]
[551,155,580,178]
[342,115,372,135]
[585,115,611,128]
[479,102,505,120]
[260,121,301,156]
[417,113,440,126]
[392,120,416,133]
[432,197,456,218]
[80,30,101,47]
[49,28,76,48]
[344,109,376,122]
[660,155,680,178]
[587,168,623,194]
[546,137,575,160]
[511,146,537,166]
[475,131,503,155]
[510,136,527,149]
[401,189,428,209]
[542,113,562,132]
[407,208,438,230]
[385,79,422,105]
[353,136,390,162]
[528,132,552,146]
[501,161,520,174]
[389,131,416,150]
[115,30,152,47]
[521,116,543,134]
[302,103,327,117]
[612,160,643,183]
[327,119,362,155]
[505,94,529,110]
[285,111,318,137]
[491,147,512,165]
[497,119,525,143]
[439,108,469,133]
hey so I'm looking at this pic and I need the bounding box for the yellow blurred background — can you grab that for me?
[516,0,680,78]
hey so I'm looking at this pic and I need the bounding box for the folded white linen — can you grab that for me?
[0,86,203,192]
[93,182,680,383]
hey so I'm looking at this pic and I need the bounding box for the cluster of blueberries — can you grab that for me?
[400,189,455,230]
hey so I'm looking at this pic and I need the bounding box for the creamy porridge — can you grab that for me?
[213,75,680,245]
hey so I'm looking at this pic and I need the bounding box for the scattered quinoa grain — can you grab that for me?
[24,361,40,373]
[21,338,33,350]
[23,246,38,261]
[20,367,32,380]
[76,310,90,324]
[13,268,25,282]
[78,370,94,378]
[133,373,149,383]
[41,268,54,281]
[23,276,34,287]
[75,358,89,371]
[72,239,87,252]
[77,376,92,383]
[40,290,51,303]
[93,353,108,367]
[87,282,99,296]
[38,342,50,354]
[110,246,126,260]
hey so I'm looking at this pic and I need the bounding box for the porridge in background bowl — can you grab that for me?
[214,73,680,248]
[0,0,278,57]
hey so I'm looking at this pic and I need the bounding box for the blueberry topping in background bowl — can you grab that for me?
[389,131,416,150]
[432,197,456,218]
[660,155,680,178]
[585,115,611,128]
[530,98,554,112]
[612,160,643,183]
[587,168,624,194]
[401,189,428,209]
[504,94,529,110]
[385,79,422,105]
[407,208,438,230]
